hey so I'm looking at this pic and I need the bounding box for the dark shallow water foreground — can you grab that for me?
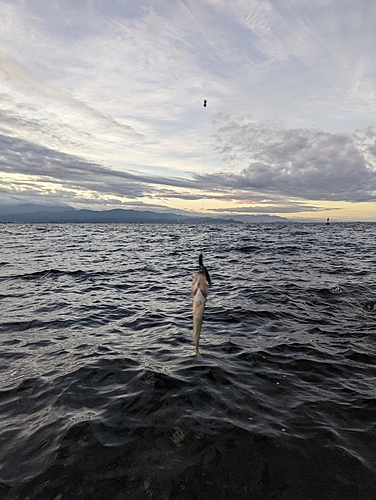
[0,222,376,500]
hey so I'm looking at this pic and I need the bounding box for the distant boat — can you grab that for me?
[326,218,330,225]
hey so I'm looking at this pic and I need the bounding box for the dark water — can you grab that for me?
[0,222,376,500]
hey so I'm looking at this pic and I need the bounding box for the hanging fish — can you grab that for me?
[191,253,211,356]
[203,99,207,107]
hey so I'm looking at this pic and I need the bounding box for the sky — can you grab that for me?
[1,0,376,220]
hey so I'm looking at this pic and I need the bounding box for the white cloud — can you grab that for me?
[1,0,376,216]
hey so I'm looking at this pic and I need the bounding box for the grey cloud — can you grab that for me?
[0,134,146,198]
[209,203,329,214]
[3,114,376,211]
[0,133,200,200]
[206,116,376,202]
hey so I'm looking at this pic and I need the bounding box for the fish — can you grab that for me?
[190,254,211,356]
[191,271,208,356]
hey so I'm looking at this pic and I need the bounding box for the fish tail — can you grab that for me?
[193,317,201,356]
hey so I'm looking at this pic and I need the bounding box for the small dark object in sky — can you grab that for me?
[203,100,207,107]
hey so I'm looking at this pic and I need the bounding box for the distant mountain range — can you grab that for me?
[0,204,288,224]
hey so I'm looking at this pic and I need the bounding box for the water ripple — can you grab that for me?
[0,223,375,498]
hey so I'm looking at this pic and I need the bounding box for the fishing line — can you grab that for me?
[202,99,207,214]
[199,97,207,255]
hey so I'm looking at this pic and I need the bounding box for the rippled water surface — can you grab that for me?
[1,222,376,499]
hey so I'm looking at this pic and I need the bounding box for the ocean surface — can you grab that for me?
[0,222,376,500]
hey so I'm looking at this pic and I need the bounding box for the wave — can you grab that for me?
[1,223,376,498]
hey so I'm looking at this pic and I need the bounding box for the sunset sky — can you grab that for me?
[1,0,376,220]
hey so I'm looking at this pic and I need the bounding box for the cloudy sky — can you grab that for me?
[1,0,376,220]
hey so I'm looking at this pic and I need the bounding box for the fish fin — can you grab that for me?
[198,253,212,286]
[203,267,212,287]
